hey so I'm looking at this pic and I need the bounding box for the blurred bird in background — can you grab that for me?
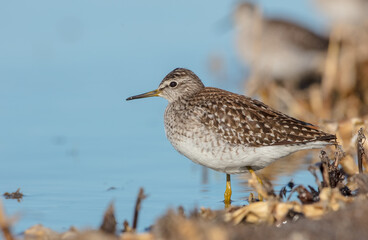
[233,0,368,122]
[233,2,329,97]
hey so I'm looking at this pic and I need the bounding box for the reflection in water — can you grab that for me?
[258,151,314,181]
[197,149,324,203]
[201,167,208,185]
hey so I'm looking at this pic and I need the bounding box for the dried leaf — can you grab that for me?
[3,189,23,202]
[357,128,367,173]
[100,202,116,234]
[24,224,59,240]
[340,154,359,175]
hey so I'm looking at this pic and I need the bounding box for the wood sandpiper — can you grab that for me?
[234,2,328,93]
[126,68,336,204]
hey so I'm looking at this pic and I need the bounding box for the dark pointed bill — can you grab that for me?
[126,89,160,101]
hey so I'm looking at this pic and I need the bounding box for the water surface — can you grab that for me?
[0,0,325,233]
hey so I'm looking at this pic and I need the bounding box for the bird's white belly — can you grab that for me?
[168,132,328,174]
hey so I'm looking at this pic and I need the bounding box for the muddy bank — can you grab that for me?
[155,196,368,240]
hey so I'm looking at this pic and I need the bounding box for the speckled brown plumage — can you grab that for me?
[187,87,335,147]
[127,68,336,174]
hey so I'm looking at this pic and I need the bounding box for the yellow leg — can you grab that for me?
[224,174,232,206]
[247,167,263,201]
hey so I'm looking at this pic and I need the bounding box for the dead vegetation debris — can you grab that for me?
[0,202,15,240]
[153,198,368,240]
[20,188,152,240]
[99,202,117,235]
[123,187,148,234]
[357,127,368,173]
[133,188,147,231]
[3,189,23,202]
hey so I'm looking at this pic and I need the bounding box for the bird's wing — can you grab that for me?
[193,87,336,147]
[265,19,329,51]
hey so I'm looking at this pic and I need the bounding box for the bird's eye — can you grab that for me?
[169,81,177,87]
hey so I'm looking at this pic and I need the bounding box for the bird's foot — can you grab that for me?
[224,174,232,208]
[247,167,264,201]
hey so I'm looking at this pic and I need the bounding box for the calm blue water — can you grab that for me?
[0,0,325,234]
